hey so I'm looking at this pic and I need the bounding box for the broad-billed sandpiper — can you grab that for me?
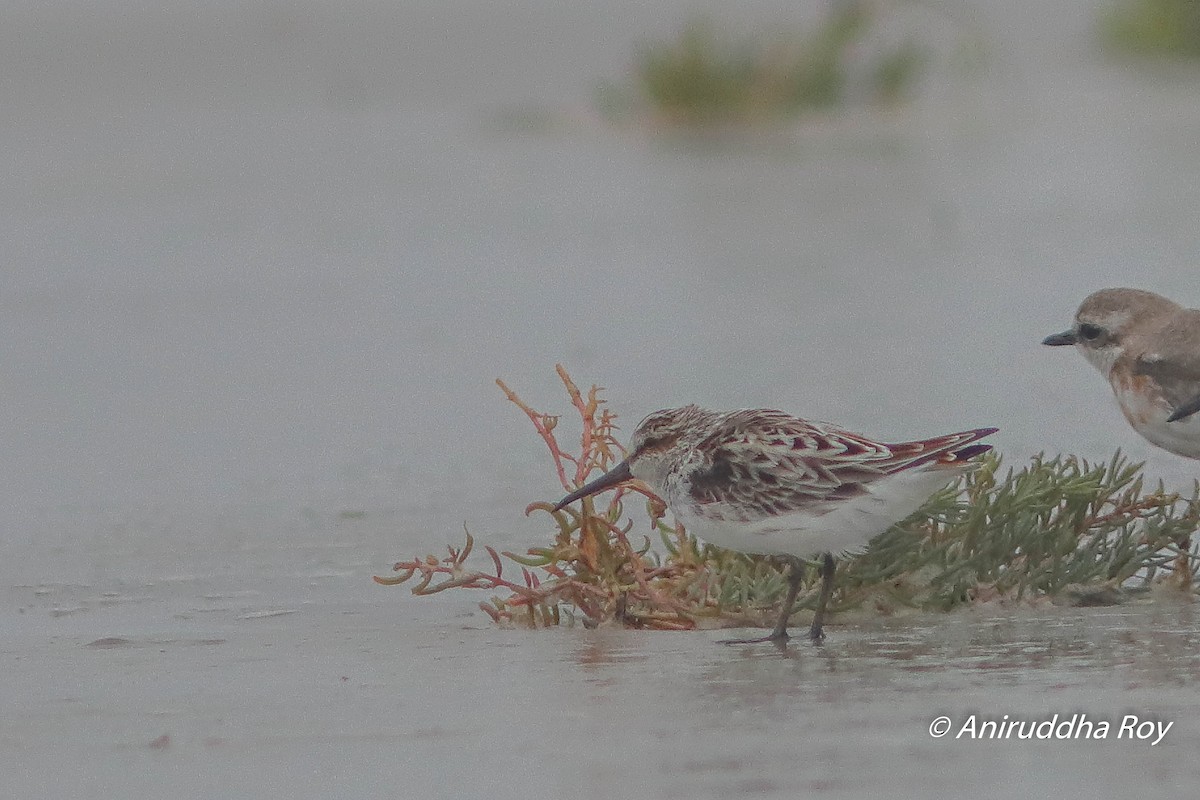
[553,406,996,644]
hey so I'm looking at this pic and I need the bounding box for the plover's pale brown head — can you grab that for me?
[1043,288,1182,378]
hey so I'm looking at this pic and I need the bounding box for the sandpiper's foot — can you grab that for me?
[718,630,789,646]
[717,557,807,646]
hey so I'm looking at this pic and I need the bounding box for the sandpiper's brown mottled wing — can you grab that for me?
[684,409,995,518]
[1133,309,1200,422]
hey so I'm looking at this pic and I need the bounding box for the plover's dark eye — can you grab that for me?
[1078,323,1104,341]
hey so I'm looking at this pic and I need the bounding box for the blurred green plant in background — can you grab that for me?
[1103,0,1200,58]
[596,3,926,127]
[377,369,1199,631]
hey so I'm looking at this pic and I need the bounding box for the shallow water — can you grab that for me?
[4,0,1200,796]
[9,576,1200,798]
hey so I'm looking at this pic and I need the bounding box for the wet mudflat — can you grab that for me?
[7,569,1200,798]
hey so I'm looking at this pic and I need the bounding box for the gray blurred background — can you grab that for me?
[6,0,1198,585]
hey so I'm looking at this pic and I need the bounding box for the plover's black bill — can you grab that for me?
[1042,331,1077,346]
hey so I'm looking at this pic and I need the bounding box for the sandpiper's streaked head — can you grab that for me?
[1044,288,1200,459]
[623,405,715,491]
[550,405,714,511]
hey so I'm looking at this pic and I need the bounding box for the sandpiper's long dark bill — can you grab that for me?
[1043,287,1200,457]
[552,404,997,645]
[552,460,632,511]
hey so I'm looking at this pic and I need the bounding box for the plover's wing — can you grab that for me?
[683,409,994,517]
[1167,394,1200,423]
[1133,312,1200,422]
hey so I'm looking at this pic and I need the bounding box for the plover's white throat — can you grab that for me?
[554,405,996,644]
[1044,288,1200,459]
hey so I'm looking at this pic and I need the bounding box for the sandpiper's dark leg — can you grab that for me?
[766,557,806,641]
[719,556,805,645]
[808,552,836,642]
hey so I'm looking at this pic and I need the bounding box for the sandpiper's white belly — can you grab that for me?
[671,465,966,559]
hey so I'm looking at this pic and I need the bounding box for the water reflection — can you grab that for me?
[687,606,1200,701]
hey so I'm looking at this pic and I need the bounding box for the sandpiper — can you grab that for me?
[553,406,996,644]
[1043,288,1200,459]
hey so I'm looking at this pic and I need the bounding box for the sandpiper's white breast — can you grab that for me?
[670,464,968,559]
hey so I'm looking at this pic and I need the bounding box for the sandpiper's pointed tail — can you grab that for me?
[945,442,994,462]
[882,426,998,473]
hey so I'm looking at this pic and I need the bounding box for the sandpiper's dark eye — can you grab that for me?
[1078,323,1104,341]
